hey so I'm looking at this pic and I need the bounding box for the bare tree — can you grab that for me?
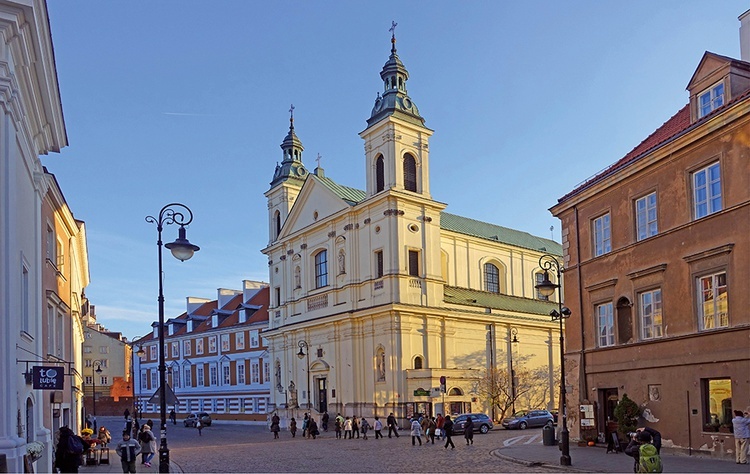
[472,364,557,421]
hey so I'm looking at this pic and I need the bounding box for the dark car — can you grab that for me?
[183,412,212,427]
[452,413,494,434]
[501,409,554,430]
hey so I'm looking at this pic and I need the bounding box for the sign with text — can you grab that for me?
[32,366,64,390]
[413,388,430,397]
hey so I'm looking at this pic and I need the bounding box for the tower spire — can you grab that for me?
[270,105,307,187]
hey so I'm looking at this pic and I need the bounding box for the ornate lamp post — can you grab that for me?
[296,340,311,410]
[508,327,519,415]
[535,254,572,466]
[91,361,103,419]
[128,345,145,417]
[146,203,199,473]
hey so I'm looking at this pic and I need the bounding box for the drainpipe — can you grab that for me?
[574,206,588,398]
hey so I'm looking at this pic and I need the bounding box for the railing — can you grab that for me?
[409,278,422,289]
[307,294,328,311]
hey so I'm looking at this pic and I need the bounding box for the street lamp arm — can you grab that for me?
[146,203,195,230]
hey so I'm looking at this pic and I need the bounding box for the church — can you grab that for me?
[262,30,563,426]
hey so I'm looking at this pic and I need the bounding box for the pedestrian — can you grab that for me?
[360,417,370,440]
[145,419,154,430]
[138,424,156,467]
[352,416,360,439]
[270,413,281,439]
[427,417,437,444]
[132,418,140,439]
[387,412,399,438]
[335,418,342,439]
[335,412,344,427]
[169,409,176,425]
[98,426,112,447]
[410,418,422,446]
[290,417,297,438]
[732,409,750,464]
[302,413,309,438]
[464,416,474,445]
[420,416,431,445]
[54,426,84,473]
[374,416,383,439]
[115,430,141,474]
[443,415,455,449]
[322,411,329,432]
[436,413,445,440]
[308,418,319,439]
[124,408,130,420]
[196,419,203,436]
[344,416,353,439]
[124,417,133,439]
[625,428,662,473]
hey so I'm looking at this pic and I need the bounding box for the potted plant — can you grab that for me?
[613,394,640,439]
[26,441,44,462]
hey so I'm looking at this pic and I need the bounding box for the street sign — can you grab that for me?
[413,388,430,396]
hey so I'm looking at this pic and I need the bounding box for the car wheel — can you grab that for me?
[519,422,527,430]
[480,424,489,434]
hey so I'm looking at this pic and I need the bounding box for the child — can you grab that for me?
[115,431,141,474]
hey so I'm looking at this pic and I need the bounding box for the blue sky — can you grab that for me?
[44,1,747,341]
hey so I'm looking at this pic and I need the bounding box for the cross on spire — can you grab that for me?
[389,21,398,52]
[289,103,295,129]
[315,153,322,169]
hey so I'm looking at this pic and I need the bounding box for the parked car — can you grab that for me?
[183,412,212,427]
[501,409,554,430]
[451,413,494,434]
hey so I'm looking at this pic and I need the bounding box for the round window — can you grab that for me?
[408,223,419,232]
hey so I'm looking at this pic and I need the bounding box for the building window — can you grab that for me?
[596,302,615,347]
[85,359,92,368]
[274,210,281,239]
[210,366,218,385]
[21,265,29,333]
[639,289,663,339]
[698,82,725,118]
[403,153,417,192]
[222,365,230,385]
[693,162,722,219]
[251,362,260,384]
[238,363,246,385]
[236,332,245,350]
[184,367,191,388]
[702,378,732,430]
[85,376,93,385]
[221,334,230,352]
[99,346,109,354]
[197,366,204,386]
[149,345,156,360]
[250,330,259,348]
[263,361,270,383]
[275,287,281,307]
[535,272,549,301]
[315,250,328,288]
[375,155,385,193]
[593,213,612,256]
[171,342,179,358]
[184,340,191,356]
[414,356,423,370]
[150,371,157,389]
[84,345,92,354]
[635,192,658,241]
[100,376,108,385]
[408,250,419,277]
[375,250,384,278]
[56,239,64,270]
[46,226,55,262]
[484,263,499,293]
[196,339,204,355]
[697,272,728,330]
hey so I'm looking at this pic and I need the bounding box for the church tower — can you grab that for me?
[265,107,308,243]
[359,26,433,199]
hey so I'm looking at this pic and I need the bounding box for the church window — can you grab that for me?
[414,356,423,369]
[315,250,328,288]
[484,263,500,293]
[403,154,417,192]
[274,210,281,239]
[375,155,385,192]
[408,250,419,277]
[375,250,384,278]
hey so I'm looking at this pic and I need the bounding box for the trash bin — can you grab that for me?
[543,424,556,446]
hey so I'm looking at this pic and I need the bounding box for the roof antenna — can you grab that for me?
[550,225,554,240]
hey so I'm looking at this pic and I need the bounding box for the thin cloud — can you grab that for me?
[162,112,212,117]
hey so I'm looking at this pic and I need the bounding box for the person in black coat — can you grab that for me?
[387,413,399,438]
[443,416,455,449]
[464,416,474,445]
[55,427,83,473]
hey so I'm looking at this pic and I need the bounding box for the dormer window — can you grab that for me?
[187,320,193,332]
[212,314,218,328]
[153,326,158,338]
[168,324,174,336]
[698,82,724,118]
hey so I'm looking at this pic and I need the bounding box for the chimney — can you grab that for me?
[741,9,750,62]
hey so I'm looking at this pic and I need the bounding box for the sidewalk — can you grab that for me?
[80,458,182,473]
[493,442,750,473]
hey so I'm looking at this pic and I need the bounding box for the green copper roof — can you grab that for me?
[314,175,367,206]
[444,286,557,315]
[440,212,562,255]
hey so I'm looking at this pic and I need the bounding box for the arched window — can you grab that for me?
[617,297,633,344]
[314,250,328,288]
[484,263,500,293]
[375,155,385,192]
[403,153,417,192]
[274,210,281,238]
[448,387,463,396]
[414,356,423,369]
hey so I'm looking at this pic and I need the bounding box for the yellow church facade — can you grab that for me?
[262,33,562,426]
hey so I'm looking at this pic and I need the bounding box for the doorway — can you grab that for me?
[317,378,327,413]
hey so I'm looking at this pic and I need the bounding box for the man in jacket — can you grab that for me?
[387,413,399,438]
[116,431,142,474]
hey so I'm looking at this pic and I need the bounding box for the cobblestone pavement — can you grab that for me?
[162,422,551,473]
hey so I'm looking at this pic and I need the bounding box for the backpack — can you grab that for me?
[638,443,663,473]
[67,435,84,455]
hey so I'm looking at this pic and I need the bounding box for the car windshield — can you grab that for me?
[512,411,528,418]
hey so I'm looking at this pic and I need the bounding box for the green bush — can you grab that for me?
[613,393,640,436]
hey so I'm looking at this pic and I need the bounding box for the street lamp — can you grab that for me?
[509,327,519,415]
[535,254,572,466]
[297,340,311,410]
[146,203,199,473]
[91,361,103,420]
[129,345,145,418]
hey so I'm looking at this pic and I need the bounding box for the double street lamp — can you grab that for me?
[146,203,199,473]
[535,254,572,467]
[297,340,311,410]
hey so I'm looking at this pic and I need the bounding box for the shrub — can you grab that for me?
[613,393,640,437]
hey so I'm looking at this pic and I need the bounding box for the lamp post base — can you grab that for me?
[159,446,170,473]
[560,430,571,466]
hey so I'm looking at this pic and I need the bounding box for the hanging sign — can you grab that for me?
[32,366,64,390]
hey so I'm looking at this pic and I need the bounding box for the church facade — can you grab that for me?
[262,33,563,426]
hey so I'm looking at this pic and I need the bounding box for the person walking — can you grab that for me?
[464,416,474,445]
[124,409,130,420]
[335,417,342,439]
[374,416,383,439]
[196,419,203,436]
[410,418,422,446]
[290,417,297,438]
[360,417,370,440]
[343,416,353,439]
[436,413,445,440]
[169,409,176,425]
[352,416,360,439]
[427,417,437,444]
[308,418,319,439]
[732,410,750,464]
[387,413,399,438]
[322,411,329,432]
[302,413,309,438]
[420,416,431,445]
[443,415,455,449]
[54,426,84,473]
[138,424,156,468]
[270,413,281,439]
[115,430,141,474]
